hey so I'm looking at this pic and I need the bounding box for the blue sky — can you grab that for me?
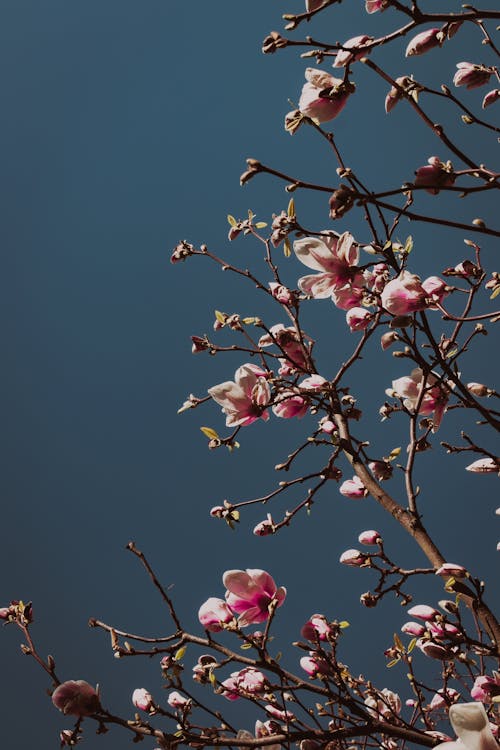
[1,2,498,747]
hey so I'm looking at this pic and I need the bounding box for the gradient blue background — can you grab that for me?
[1,1,498,747]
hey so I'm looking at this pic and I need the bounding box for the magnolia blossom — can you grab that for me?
[429,688,461,710]
[416,639,448,660]
[223,569,286,627]
[221,668,267,701]
[339,475,368,499]
[465,458,498,473]
[365,0,388,12]
[208,364,271,427]
[269,282,292,305]
[471,673,500,703]
[380,271,428,315]
[340,548,367,566]
[300,374,327,390]
[294,232,360,302]
[198,597,234,632]
[369,460,392,481]
[414,156,455,194]
[167,691,191,709]
[132,688,155,712]
[272,391,309,419]
[265,705,295,722]
[346,307,372,332]
[435,563,466,578]
[482,89,500,109]
[333,35,372,68]
[401,621,426,637]
[301,614,333,641]
[384,76,421,113]
[453,62,492,90]
[258,324,309,373]
[434,703,498,750]
[358,529,381,545]
[405,28,443,57]
[422,276,448,307]
[254,720,282,750]
[52,681,100,717]
[299,68,352,123]
[300,652,332,677]
[408,604,439,621]
[388,368,449,431]
[365,688,401,720]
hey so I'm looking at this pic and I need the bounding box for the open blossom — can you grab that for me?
[453,62,492,90]
[272,391,309,419]
[208,364,270,427]
[333,35,372,68]
[52,681,100,717]
[429,688,461,710]
[224,569,286,627]
[301,614,333,641]
[414,156,455,194]
[299,68,353,123]
[405,28,443,57]
[434,703,498,750]
[294,232,360,300]
[380,271,428,315]
[198,597,234,632]
[221,668,268,700]
[388,368,449,431]
[339,475,368,499]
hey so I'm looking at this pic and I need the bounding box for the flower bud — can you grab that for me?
[401,621,426,637]
[482,89,500,109]
[52,681,100,717]
[369,460,393,481]
[132,688,154,712]
[339,549,367,566]
[416,639,448,660]
[467,382,489,397]
[435,563,466,578]
[453,62,492,90]
[198,597,234,632]
[405,28,443,57]
[465,458,498,473]
[407,604,439,621]
[358,530,381,545]
[167,691,191,709]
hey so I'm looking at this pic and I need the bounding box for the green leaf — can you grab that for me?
[404,236,413,254]
[386,658,400,668]
[240,642,252,650]
[490,285,500,300]
[407,637,417,653]
[283,238,291,258]
[174,647,186,661]
[339,620,350,629]
[387,446,401,461]
[287,197,296,218]
[227,214,237,227]
[214,309,226,323]
[255,222,267,229]
[200,427,219,441]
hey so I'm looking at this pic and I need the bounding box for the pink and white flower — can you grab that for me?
[405,28,443,57]
[380,271,428,315]
[272,391,309,419]
[339,475,368,499]
[259,324,309,373]
[471,674,500,703]
[198,597,234,632]
[132,688,154,712]
[167,691,191,709]
[365,0,388,12]
[301,614,333,641]
[388,368,450,431]
[414,156,455,195]
[346,307,372,331]
[299,68,353,123]
[333,35,373,68]
[482,89,500,109]
[223,569,286,627]
[453,63,492,90]
[208,364,271,427]
[339,548,367,566]
[465,458,498,473]
[429,688,460,711]
[365,688,401,719]
[294,232,361,302]
[358,530,381,545]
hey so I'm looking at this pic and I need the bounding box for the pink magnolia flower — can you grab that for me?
[299,68,353,123]
[258,324,309,373]
[381,331,398,350]
[405,28,443,57]
[221,668,267,700]
[198,597,234,632]
[414,156,455,194]
[132,688,155,712]
[434,703,498,750]
[52,681,100,717]
[366,0,388,12]
[269,282,293,305]
[465,458,498,473]
[294,232,359,299]
[408,604,439,621]
[339,475,368,499]
[272,391,309,419]
[255,720,282,750]
[471,674,500,703]
[388,368,449,431]
[401,621,426,637]
[265,705,295,722]
[300,652,332,677]
[223,569,286,627]
[422,276,448,307]
[358,530,381,545]
[384,76,421,113]
[301,614,333,641]
[339,549,367,566]
[253,514,275,536]
[208,364,271,427]
[429,688,460,710]
[482,89,500,109]
[416,639,448,660]
[167,691,191,709]
[365,688,401,719]
[300,374,327,390]
[333,35,373,68]
[453,63,492,90]
[331,275,366,310]
[435,563,466,578]
[346,307,372,331]
[380,271,428,315]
